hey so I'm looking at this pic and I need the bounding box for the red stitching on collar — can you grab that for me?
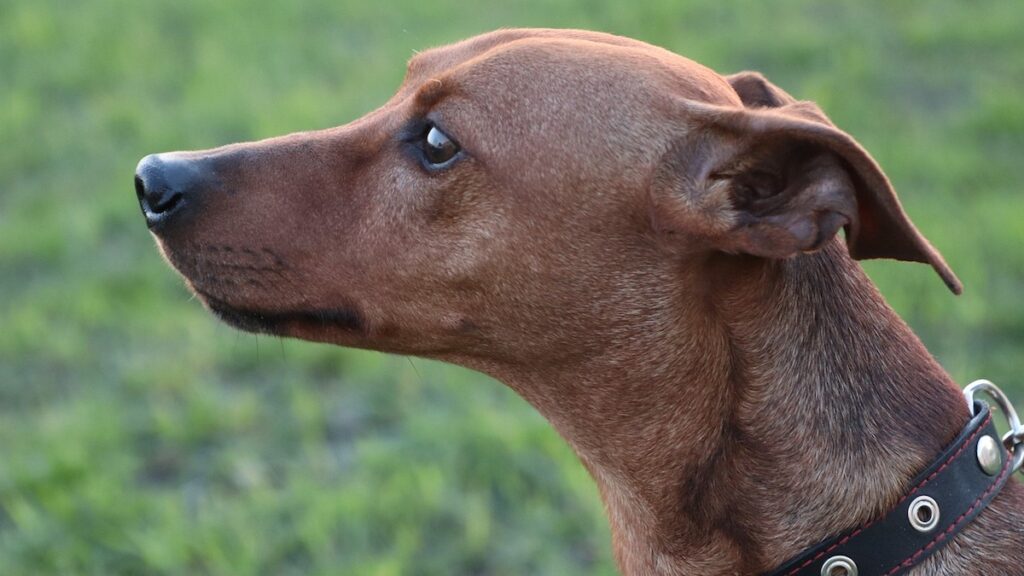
[883,445,1013,575]
[783,412,993,576]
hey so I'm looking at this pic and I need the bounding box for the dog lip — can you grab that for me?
[198,291,364,335]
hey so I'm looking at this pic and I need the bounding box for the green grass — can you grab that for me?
[1,0,1022,574]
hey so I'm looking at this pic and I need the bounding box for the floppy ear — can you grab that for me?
[653,75,962,294]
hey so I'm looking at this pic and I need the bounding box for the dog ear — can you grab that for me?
[653,92,962,294]
[725,71,798,108]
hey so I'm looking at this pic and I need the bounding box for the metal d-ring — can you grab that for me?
[964,379,1024,473]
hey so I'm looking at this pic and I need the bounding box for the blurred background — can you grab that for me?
[1,0,1022,574]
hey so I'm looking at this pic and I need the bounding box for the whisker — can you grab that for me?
[407,357,425,388]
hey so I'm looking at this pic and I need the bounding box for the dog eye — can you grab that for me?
[422,125,460,166]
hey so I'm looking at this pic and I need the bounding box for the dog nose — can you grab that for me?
[134,153,202,229]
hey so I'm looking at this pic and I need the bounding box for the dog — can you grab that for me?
[134,29,1024,575]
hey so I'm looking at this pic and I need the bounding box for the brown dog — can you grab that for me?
[135,29,1024,575]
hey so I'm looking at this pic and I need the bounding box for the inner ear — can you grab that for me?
[722,167,784,207]
[715,141,859,259]
[727,142,831,208]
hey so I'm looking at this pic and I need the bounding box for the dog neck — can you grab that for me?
[485,241,970,575]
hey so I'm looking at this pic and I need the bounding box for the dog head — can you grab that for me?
[135,29,958,367]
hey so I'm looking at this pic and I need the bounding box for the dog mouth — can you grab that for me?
[157,241,366,337]
[200,291,365,336]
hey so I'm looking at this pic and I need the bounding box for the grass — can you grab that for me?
[1,0,1022,574]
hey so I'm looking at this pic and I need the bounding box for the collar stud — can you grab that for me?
[976,434,1002,476]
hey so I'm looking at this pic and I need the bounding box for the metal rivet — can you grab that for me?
[977,434,1002,476]
[821,555,857,576]
[908,495,940,532]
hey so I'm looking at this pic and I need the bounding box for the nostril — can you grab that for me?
[134,174,146,201]
[150,189,183,214]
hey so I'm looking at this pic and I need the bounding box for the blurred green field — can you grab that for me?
[1,1,1022,574]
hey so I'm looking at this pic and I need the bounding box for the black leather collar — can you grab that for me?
[765,401,1013,576]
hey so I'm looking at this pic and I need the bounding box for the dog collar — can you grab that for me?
[765,380,1020,576]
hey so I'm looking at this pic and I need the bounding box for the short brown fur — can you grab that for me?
[140,29,1023,575]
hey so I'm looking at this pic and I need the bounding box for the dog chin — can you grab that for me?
[197,291,366,337]
[201,295,283,335]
